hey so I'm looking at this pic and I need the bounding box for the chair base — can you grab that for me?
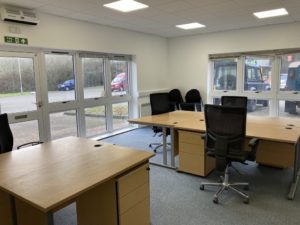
[149,143,171,152]
[200,166,249,204]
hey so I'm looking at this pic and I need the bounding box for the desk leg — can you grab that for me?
[0,190,16,225]
[14,198,53,225]
[162,127,167,165]
[288,141,300,200]
[170,128,175,167]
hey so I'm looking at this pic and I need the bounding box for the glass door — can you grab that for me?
[44,52,78,139]
[0,51,44,148]
[109,59,131,131]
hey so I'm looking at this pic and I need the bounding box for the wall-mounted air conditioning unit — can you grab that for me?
[0,6,39,25]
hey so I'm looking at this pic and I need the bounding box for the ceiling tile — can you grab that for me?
[1,0,300,38]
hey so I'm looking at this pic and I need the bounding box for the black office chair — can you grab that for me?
[0,113,42,153]
[180,89,203,111]
[149,93,173,152]
[221,96,248,108]
[200,104,259,204]
[169,89,184,110]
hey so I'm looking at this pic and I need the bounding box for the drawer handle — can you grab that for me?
[146,167,150,171]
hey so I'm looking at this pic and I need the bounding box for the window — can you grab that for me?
[10,120,39,149]
[85,106,107,137]
[244,56,272,92]
[280,54,300,92]
[82,57,105,99]
[0,56,37,113]
[1,49,134,144]
[50,110,78,139]
[110,60,129,96]
[45,53,75,103]
[112,102,129,130]
[213,59,237,91]
[209,52,299,118]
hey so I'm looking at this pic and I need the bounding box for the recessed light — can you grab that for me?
[253,8,288,19]
[104,0,149,13]
[176,22,206,30]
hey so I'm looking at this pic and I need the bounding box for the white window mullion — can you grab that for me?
[105,58,113,132]
[75,53,86,137]
[37,52,51,141]
[237,56,244,95]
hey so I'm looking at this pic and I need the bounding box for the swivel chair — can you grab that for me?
[0,113,42,154]
[200,104,259,204]
[168,89,184,110]
[149,93,174,152]
[221,96,248,108]
[180,89,203,111]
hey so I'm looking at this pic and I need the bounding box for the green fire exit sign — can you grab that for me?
[4,36,28,45]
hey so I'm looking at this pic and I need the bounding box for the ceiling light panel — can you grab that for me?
[176,22,206,30]
[253,8,288,19]
[103,0,149,13]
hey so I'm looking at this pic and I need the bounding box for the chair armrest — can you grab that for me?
[17,141,43,149]
[247,138,260,161]
[248,138,259,148]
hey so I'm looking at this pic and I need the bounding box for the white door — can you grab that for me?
[0,51,44,148]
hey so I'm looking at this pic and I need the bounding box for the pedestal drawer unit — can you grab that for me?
[117,163,150,225]
[178,130,215,176]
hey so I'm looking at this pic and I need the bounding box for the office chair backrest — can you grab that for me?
[221,96,248,108]
[180,89,203,111]
[185,89,202,103]
[169,89,183,109]
[0,113,13,154]
[204,104,247,170]
[150,93,173,115]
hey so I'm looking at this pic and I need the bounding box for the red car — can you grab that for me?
[111,73,128,91]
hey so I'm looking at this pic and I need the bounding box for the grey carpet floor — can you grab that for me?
[54,127,300,225]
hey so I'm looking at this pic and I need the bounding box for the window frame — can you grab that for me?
[208,51,300,117]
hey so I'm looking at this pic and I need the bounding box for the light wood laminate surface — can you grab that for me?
[0,137,154,212]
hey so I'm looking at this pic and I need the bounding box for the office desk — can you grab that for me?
[0,137,154,225]
[129,111,197,168]
[129,111,300,199]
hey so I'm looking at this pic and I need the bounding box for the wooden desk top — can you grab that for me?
[129,111,300,144]
[0,137,154,212]
[129,111,204,127]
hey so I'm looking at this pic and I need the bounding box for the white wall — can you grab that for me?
[0,13,169,94]
[168,22,300,102]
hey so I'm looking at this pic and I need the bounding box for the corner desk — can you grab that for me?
[129,111,300,200]
[0,137,154,225]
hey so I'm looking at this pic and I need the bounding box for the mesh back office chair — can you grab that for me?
[0,114,13,154]
[200,105,259,204]
[180,89,203,111]
[149,93,173,152]
[221,96,248,108]
[169,89,184,110]
[0,113,42,153]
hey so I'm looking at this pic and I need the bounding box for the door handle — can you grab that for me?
[35,101,43,108]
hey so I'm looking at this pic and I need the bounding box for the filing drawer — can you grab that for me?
[117,163,150,225]
[118,183,149,214]
[119,197,150,225]
[256,140,294,168]
[179,142,204,155]
[179,152,215,176]
[118,163,149,198]
[179,130,204,146]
